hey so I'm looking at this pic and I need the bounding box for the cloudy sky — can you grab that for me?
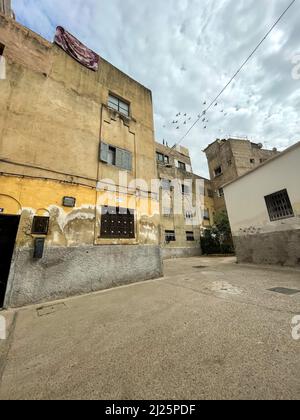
[13,0,300,177]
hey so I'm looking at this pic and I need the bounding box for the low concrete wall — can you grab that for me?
[5,245,163,308]
[233,230,300,267]
[162,247,202,260]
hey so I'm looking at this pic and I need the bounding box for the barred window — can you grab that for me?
[165,230,176,242]
[101,207,135,239]
[265,189,294,222]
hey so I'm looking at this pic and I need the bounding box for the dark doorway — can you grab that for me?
[0,215,20,308]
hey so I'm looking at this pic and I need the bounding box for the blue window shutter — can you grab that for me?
[115,148,123,168]
[123,150,132,171]
[114,148,132,171]
[100,142,109,163]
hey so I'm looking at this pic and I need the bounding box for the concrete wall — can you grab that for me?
[6,245,163,308]
[162,247,201,260]
[224,142,300,267]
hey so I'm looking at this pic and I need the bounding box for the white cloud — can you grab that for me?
[13,0,300,177]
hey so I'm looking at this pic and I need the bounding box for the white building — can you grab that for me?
[223,142,300,267]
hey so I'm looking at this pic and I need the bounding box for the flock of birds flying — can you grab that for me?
[162,100,241,137]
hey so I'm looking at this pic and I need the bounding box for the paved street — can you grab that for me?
[0,256,299,400]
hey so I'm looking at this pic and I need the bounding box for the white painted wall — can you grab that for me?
[224,143,300,236]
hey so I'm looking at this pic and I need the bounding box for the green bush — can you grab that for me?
[201,211,235,255]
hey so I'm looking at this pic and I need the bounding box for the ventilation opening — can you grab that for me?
[31,216,50,235]
[268,288,300,296]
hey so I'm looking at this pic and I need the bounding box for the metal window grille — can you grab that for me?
[101,207,135,239]
[165,230,176,242]
[265,189,294,222]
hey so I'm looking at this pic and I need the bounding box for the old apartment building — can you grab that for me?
[156,142,215,259]
[0,14,162,308]
[204,138,280,212]
[224,142,300,267]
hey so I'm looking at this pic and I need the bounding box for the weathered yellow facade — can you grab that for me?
[0,15,162,308]
[155,142,215,259]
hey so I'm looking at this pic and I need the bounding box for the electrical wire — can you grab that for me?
[172,0,297,149]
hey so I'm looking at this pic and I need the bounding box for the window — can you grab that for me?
[63,197,76,208]
[108,94,130,117]
[157,152,169,164]
[204,209,210,221]
[107,146,116,166]
[218,188,224,198]
[265,189,294,222]
[214,166,223,177]
[250,159,255,164]
[228,159,232,166]
[165,230,176,242]
[182,184,190,195]
[0,43,4,56]
[101,206,135,239]
[186,231,195,241]
[207,189,214,198]
[32,216,49,235]
[185,211,194,220]
[157,152,164,163]
[100,142,132,171]
[178,161,186,171]
[260,158,266,164]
